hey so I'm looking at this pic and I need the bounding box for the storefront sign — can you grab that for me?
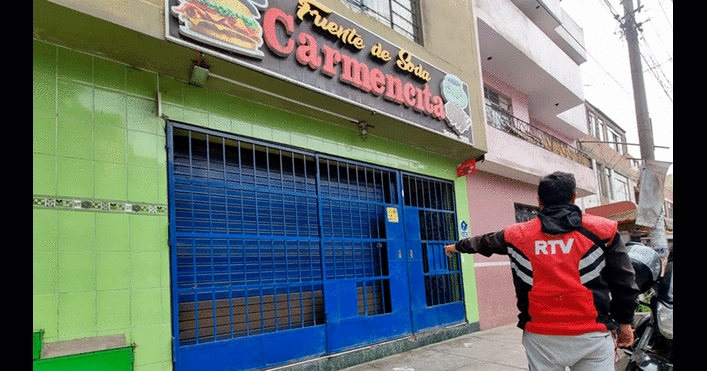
[166,0,474,145]
[456,158,476,177]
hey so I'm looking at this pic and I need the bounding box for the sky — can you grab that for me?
[560,0,673,174]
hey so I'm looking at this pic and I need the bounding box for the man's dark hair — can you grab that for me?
[538,171,576,206]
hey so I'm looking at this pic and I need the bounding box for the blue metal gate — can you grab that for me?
[167,122,464,371]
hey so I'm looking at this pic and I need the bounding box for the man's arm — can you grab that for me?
[604,231,640,347]
[444,230,508,257]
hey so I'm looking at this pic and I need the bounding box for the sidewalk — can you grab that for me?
[339,323,630,371]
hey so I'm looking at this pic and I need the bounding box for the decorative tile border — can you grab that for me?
[33,195,167,215]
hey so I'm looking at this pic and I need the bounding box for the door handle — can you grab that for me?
[409,250,414,259]
[398,250,402,259]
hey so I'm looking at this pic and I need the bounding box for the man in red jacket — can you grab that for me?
[444,171,639,371]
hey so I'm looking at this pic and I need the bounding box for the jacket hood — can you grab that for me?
[538,204,583,235]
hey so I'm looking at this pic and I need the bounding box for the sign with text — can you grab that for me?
[456,158,476,177]
[166,0,474,145]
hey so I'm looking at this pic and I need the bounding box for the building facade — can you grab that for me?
[33,1,489,370]
[468,0,596,330]
[576,101,639,211]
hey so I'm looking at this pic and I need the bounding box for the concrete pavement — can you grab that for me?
[339,323,630,371]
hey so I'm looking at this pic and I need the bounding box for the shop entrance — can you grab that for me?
[167,122,464,371]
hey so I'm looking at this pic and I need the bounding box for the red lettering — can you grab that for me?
[339,55,371,92]
[384,75,403,104]
[263,8,295,57]
[369,68,385,96]
[422,84,433,115]
[432,95,445,119]
[296,33,322,70]
[403,82,416,108]
[320,45,341,77]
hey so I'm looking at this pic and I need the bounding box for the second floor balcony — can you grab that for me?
[485,103,591,168]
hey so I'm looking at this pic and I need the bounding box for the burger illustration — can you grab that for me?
[171,0,267,58]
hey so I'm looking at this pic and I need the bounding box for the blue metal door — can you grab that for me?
[317,156,412,353]
[402,173,465,332]
[167,122,463,371]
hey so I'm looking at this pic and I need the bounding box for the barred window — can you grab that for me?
[346,0,423,44]
[514,203,539,223]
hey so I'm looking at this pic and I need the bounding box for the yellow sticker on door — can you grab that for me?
[386,207,399,223]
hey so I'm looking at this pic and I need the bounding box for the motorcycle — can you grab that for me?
[623,243,673,371]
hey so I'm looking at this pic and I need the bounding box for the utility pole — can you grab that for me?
[622,0,654,162]
[622,0,670,264]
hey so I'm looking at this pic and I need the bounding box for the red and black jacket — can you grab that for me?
[455,210,639,336]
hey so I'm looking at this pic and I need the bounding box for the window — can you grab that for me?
[596,163,608,198]
[515,203,539,223]
[484,86,514,132]
[594,117,604,141]
[346,0,423,44]
[608,128,623,154]
[612,172,630,202]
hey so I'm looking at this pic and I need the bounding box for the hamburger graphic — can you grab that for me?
[171,0,267,58]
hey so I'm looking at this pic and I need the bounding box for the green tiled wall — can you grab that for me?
[33,38,476,371]
[33,39,170,371]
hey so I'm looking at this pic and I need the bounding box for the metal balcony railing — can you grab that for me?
[485,104,591,167]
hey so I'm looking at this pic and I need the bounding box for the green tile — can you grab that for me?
[33,294,59,340]
[94,57,126,91]
[127,67,157,98]
[127,166,158,203]
[58,251,96,293]
[272,129,291,145]
[33,251,58,295]
[57,210,95,251]
[57,291,96,338]
[127,131,158,168]
[131,252,161,289]
[33,209,58,252]
[96,290,130,332]
[33,153,56,196]
[130,288,162,326]
[95,161,128,200]
[57,157,94,198]
[182,108,208,127]
[231,119,253,137]
[208,113,231,133]
[183,84,210,110]
[156,135,167,168]
[33,112,57,155]
[96,213,130,251]
[96,251,130,290]
[95,88,127,128]
[131,326,163,366]
[57,80,93,122]
[129,214,160,251]
[34,39,57,76]
[127,96,160,134]
[57,116,93,160]
[160,250,170,288]
[157,75,183,105]
[157,168,168,204]
[58,47,92,84]
[33,74,57,116]
[160,103,184,121]
[95,125,127,164]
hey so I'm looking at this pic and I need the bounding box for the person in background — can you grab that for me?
[444,171,640,371]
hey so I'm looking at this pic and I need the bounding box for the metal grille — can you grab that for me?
[172,128,325,346]
[403,174,462,307]
[345,0,423,44]
[319,158,395,316]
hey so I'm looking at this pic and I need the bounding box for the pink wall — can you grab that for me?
[483,72,575,144]
[465,170,538,330]
[483,73,530,124]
